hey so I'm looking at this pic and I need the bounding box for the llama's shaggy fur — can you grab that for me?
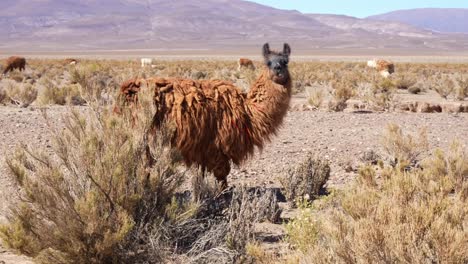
[3,56,26,75]
[238,58,255,71]
[367,59,395,78]
[118,43,292,187]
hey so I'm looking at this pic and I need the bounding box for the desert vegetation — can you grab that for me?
[0,56,467,263]
[0,58,467,111]
[282,124,467,264]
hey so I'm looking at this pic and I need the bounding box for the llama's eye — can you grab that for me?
[267,61,272,67]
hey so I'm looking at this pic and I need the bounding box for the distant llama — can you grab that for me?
[3,56,26,75]
[117,43,292,188]
[367,59,395,78]
[238,58,255,70]
[141,58,153,67]
[64,58,78,65]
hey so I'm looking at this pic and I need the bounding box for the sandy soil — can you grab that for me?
[0,94,467,262]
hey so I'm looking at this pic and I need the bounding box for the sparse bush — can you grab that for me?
[432,74,455,100]
[0,86,188,263]
[71,64,118,104]
[245,242,278,264]
[39,78,84,105]
[369,78,397,111]
[306,85,325,109]
[328,79,356,111]
[394,73,417,90]
[282,154,330,205]
[381,123,429,169]
[456,75,468,100]
[4,81,38,107]
[286,139,468,263]
[0,86,7,104]
[8,71,25,83]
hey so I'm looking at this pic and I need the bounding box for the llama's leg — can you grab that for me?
[213,160,230,190]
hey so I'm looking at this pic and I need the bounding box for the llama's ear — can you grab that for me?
[262,43,270,58]
[283,43,291,57]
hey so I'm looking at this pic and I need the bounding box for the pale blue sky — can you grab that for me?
[251,0,468,18]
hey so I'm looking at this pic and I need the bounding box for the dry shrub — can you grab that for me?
[290,63,316,94]
[0,86,7,104]
[432,74,455,100]
[39,78,84,105]
[456,75,468,100]
[286,139,468,263]
[184,186,280,263]
[394,73,417,90]
[0,86,188,263]
[245,242,278,264]
[8,71,25,83]
[70,63,118,104]
[328,79,356,112]
[282,154,330,205]
[306,85,325,109]
[368,79,397,111]
[4,81,38,107]
[381,123,429,169]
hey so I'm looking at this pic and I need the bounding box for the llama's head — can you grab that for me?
[263,43,291,85]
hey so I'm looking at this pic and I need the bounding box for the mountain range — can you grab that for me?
[0,0,467,53]
[368,8,468,34]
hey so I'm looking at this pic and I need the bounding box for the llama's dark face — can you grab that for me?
[263,43,291,84]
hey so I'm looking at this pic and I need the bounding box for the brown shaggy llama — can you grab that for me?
[367,59,395,78]
[118,43,292,188]
[238,58,255,71]
[3,56,26,75]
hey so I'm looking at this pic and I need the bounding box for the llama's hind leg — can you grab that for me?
[213,160,230,190]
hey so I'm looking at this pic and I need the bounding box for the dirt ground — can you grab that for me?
[0,92,467,262]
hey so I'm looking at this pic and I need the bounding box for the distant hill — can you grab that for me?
[0,1,467,52]
[368,8,468,34]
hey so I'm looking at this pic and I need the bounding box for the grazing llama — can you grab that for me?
[238,58,255,71]
[64,58,78,65]
[367,59,395,78]
[3,56,26,75]
[141,58,153,67]
[118,43,292,188]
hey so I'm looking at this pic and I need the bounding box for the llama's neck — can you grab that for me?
[245,68,292,140]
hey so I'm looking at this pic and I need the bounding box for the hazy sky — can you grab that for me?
[251,0,468,18]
